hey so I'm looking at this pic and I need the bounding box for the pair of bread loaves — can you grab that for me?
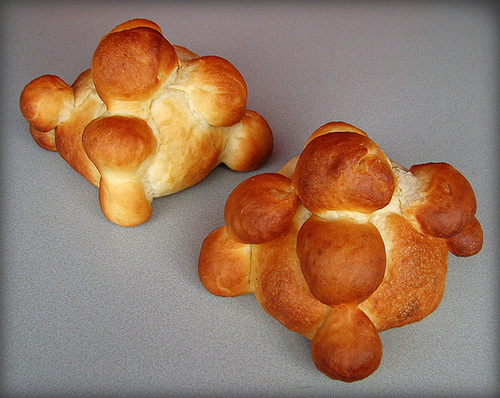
[21,19,483,383]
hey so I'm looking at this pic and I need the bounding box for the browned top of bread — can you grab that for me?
[297,216,386,306]
[83,115,157,172]
[224,173,299,244]
[91,26,178,104]
[292,132,396,214]
[106,18,163,35]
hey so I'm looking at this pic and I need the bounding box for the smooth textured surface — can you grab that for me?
[1,2,498,397]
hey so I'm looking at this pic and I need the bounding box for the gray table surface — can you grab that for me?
[1,2,498,397]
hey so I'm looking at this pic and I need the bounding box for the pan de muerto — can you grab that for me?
[198,121,482,382]
[20,19,273,226]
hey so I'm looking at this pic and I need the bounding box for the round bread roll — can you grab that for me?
[91,26,178,105]
[224,173,299,244]
[292,131,396,214]
[297,216,386,306]
[20,75,74,133]
[198,121,483,382]
[20,19,273,226]
[83,115,156,172]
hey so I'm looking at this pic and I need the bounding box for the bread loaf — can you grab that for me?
[20,19,273,226]
[198,121,482,382]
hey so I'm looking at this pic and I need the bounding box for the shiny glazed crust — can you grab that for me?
[292,131,396,214]
[20,19,273,226]
[198,121,483,382]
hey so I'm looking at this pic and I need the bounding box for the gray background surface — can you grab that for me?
[1,1,498,397]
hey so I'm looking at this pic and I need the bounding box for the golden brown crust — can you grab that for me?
[224,173,299,244]
[297,216,386,306]
[29,125,56,151]
[198,120,482,382]
[359,213,449,331]
[106,19,162,36]
[91,26,178,104]
[83,115,156,172]
[303,121,368,148]
[446,216,483,257]
[145,88,227,196]
[97,175,153,227]
[20,18,273,226]
[53,70,104,186]
[292,132,396,214]
[310,305,382,382]
[20,75,74,132]
[198,226,252,297]
[175,56,247,127]
[82,115,157,226]
[405,162,477,239]
[252,215,331,338]
[222,110,274,172]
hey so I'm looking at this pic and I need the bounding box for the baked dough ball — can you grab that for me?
[20,19,273,226]
[198,121,483,382]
